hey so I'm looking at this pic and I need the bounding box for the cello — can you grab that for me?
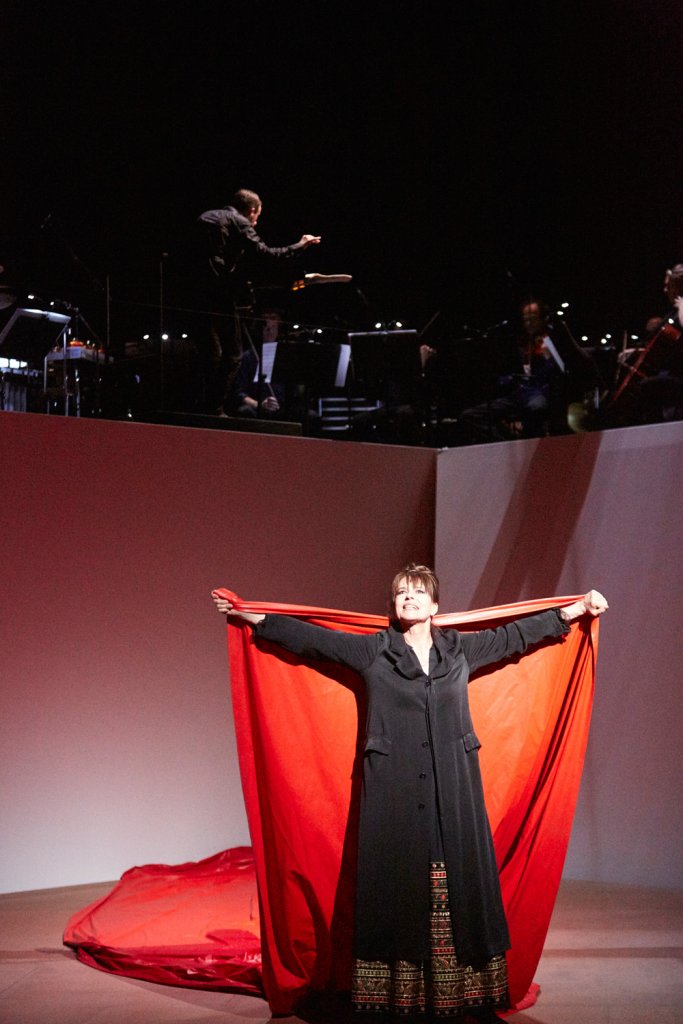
[602,266,683,426]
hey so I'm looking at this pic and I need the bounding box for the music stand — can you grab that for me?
[347,330,422,401]
[261,341,351,392]
[435,329,524,413]
[254,341,350,433]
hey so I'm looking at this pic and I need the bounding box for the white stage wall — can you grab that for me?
[0,412,435,894]
[435,422,683,890]
[1,412,681,894]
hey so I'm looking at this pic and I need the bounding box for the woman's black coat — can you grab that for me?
[253,609,569,966]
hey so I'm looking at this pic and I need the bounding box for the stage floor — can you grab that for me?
[0,878,681,1024]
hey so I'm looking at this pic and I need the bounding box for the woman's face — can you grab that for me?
[393,577,438,626]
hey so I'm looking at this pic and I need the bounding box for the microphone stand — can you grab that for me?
[159,253,167,411]
[239,286,277,417]
[40,212,104,295]
[480,317,510,338]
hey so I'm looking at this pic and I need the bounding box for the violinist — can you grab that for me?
[458,299,568,443]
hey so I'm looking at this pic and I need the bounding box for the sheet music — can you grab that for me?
[336,343,351,388]
[254,341,277,384]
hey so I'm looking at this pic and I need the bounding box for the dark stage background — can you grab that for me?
[2,1,682,352]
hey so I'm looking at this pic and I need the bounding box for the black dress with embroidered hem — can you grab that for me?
[351,861,509,1019]
[351,646,508,1018]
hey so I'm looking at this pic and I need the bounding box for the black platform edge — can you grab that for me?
[136,411,303,436]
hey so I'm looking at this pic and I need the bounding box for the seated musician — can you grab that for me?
[640,264,683,422]
[234,346,285,418]
[457,299,570,444]
[608,264,683,427]
[664,263,683,330]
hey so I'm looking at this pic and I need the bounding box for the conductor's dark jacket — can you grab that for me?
[197,206,304,280]
[253,609,569,965]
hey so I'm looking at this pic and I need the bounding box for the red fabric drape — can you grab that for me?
[221,592,598,1014]
[64,594,598,1016]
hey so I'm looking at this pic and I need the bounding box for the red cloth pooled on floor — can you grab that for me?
[219,592,598,1014]
[64,847,262,994]
[64,594,598,1016]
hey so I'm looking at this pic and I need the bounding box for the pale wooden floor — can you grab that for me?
[0,878,681,1024]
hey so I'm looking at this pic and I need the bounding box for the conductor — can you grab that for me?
[197,189,320,416]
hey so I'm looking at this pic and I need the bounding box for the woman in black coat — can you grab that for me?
[213,566,607,1022]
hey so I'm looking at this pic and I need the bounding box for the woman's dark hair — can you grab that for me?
[390,563,439,604]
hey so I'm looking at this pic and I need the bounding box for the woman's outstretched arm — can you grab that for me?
[212,592,264,625]
[211,590,382,673]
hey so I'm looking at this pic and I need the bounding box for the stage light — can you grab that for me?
[143,334,150,340]
[631,334,639,341]
[561,302,569,308]
[161,333,169,341]
[605,333,612,339]
[556,310,564,316]
[600,338,608,345]
[375,322,383,330]
[316,328,323,335]
[395,320,403,328]
[293,323,300,330]
[581,335,588,342]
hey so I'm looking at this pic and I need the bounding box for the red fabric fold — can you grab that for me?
[64,594,598,1017]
